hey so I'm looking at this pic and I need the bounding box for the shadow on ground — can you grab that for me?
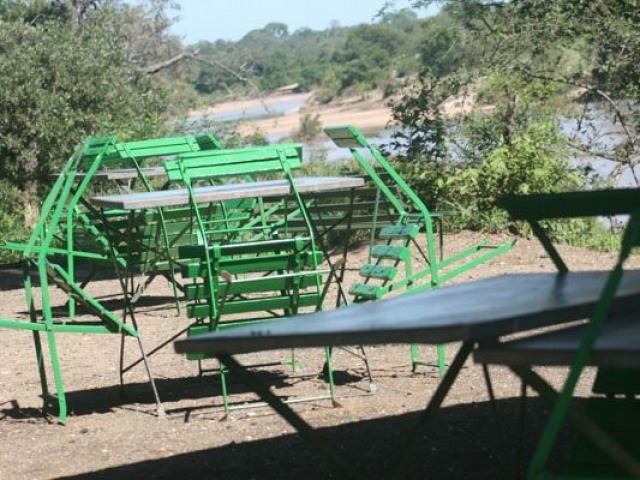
[0,367,367,420]
[51,396,572,480]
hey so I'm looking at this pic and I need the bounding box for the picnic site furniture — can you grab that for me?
[0,133,221,424]
[167,144,373,412]
[174,187,640,479]
[473,188,640,479]
[322,124,515,374]
[14,133,223,315]
[66,133,223,310]
[92,144,370,412]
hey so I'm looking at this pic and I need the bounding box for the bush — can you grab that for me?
[0,180,30,263]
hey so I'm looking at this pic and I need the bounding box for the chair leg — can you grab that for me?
[31,330,52,417]
[357,345,377,393]
[323,345,377,394]
[118,324,164,417]
[45,330,68,424]
[323,346,338,405]
[437,344,446,376]
[282,347,302,373]
[218,359,231,414]
[411,344,447,376]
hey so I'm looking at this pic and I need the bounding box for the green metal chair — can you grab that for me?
[179,237,340,412]
[169,144,345,412]
[324,124,515,375]
[0,137,159,423]
[474,188,640,479]
[0,133,222,423]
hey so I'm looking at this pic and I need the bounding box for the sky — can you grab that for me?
[171,0,434,45]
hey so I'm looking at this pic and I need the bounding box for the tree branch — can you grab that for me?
[142,52,197,74]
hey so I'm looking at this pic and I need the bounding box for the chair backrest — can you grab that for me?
[164,143,303,185]
[323,125,442,295]
[80,133,221,168]
[324,125,428,220]
[324,124,369,149]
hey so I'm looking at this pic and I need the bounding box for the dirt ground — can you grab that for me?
[0,232,638,479]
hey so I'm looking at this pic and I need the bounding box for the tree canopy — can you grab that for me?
[0,0,189,229]
[2,0,640,252]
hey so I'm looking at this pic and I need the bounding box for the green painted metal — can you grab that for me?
[164,143,303,183]
[378,224,420,239]
[358,264,398,281]
[170,144,342,412]
[0,132,226,422]
[494,189,640,480]
[370,244,410,261]
[324,124,516,376]
[348,283,387,300]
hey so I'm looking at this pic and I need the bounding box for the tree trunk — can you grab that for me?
[23,179,39,230]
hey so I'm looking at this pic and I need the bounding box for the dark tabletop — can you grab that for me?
[175,270,640,356]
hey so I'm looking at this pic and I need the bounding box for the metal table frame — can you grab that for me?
[175,268,640,478]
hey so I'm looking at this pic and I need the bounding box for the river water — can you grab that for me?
[195,96,639,188]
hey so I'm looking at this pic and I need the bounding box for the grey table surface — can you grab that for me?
[174,270,640,355]
[91,176,364,210]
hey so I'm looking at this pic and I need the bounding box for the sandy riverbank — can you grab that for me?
[189,91,394,137]
[190,89,480,138]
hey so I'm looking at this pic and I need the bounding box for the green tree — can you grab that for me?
[392,0,640,187]
[0,18,168,226]
[333,23,402,92]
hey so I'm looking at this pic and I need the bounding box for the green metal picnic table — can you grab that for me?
[175,187,640,479]
[91,142,368,413]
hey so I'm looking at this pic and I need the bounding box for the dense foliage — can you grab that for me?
[0,0,190,259]
[2,0,640,261]
[383,0,640,245]
[187,9,424,102]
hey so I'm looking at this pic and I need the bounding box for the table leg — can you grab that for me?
[390,341,474,479]
[512,365,640,478]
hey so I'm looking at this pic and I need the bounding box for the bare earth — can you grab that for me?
[0,232,637,479]
[192,89,479,137]
[192,91,394,137]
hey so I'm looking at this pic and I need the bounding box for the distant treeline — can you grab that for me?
[186,8,441,103]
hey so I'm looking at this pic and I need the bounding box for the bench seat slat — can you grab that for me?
[184,274,321,299]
